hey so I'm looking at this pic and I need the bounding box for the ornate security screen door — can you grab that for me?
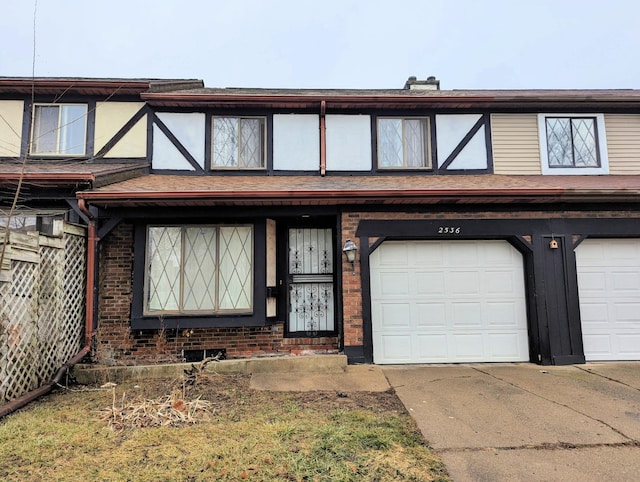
[288,228,335,335]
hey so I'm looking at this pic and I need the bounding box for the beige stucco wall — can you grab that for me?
[94,102,146,158]
[491,113,542,175]
[605,114,640,174]
[0,100,24,157]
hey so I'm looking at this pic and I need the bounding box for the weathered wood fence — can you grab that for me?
[0,221,86,403]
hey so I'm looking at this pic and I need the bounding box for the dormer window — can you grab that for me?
[377,117,431,169]
[211,116,266,169]
[30,104,87,156]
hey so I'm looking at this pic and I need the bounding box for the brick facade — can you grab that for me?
[95,209,639,365]
[95,223,338,365]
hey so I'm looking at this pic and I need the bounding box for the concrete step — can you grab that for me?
[72,354,348,384]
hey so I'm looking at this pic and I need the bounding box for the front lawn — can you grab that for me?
[0,373,449,481]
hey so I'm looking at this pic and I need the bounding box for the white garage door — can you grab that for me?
[576,239,640,361]
[370,240,529,364]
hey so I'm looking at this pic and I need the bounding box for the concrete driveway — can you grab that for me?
[383,363,640,482]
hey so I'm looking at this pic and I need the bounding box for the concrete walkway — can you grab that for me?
[384,363,640,482]
[250,364,390,392]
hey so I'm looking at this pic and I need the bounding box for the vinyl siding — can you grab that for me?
[491,114,542,175]
[605,114,640,175]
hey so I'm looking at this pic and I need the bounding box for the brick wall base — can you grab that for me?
[95,223,338,366]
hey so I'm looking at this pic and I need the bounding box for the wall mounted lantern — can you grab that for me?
[342,239,357,274]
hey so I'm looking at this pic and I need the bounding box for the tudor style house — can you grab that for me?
[2,76,640,366]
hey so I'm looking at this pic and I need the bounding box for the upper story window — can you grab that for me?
[538,114,609,175]
[212,116,266,169]
[30,104,87,156]
[377,117,431,169]
[145,225,253,315]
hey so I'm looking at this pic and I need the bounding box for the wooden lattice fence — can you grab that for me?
[0,221,86,403]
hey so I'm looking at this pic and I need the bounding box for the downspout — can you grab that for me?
[320,100,326,176]
[77,198,98,347]
[0,199,98,418]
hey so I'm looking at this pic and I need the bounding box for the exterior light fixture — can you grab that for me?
[342,239,357,274]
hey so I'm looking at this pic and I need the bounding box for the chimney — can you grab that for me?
[404,75,440,90]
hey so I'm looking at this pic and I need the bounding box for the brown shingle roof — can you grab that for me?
[0,162,149,188]
[76,174,640,207]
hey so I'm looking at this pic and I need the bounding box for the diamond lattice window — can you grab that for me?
[545,117,599,168]
[212,117,265,168]
[378,117,430,168]
[145,225,253,314]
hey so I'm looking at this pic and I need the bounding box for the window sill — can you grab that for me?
[131,315,270,330]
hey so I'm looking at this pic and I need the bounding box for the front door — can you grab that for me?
[287,227,335,335]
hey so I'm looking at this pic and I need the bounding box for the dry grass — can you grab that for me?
[0,373,450,481]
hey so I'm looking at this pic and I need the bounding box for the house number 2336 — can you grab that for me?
[438,226,461,234]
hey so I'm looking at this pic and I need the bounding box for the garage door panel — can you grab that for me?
[579,302,608,324]
[452,334,484,358]
[576,239,640,361]
[486,301,524,327]
[578,271,607,291]
[374,243,409,265]
[488,333,528,358]
[377,303,411,328]
[415,334,448,360]
[378,335,413,362]
[451,302,483,326]
[416,272,445,295]
[448,245,479,266]
[612,272,640,292]
[486,270,520,294]
[615,303,640,322]
[415,303,447,327]
[447,271,480,294]
[414,244,445,266]
[375,271,410,296]
[372,240,529,364]
[583,334,613,359]
[619,335,640,358]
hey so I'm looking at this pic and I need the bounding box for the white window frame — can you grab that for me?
[538,113,609,175]
[211,116,266,170]
[30,103,88,156]
[377,116,431,170]
[143,224,254,315]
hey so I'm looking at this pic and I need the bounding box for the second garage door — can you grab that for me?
[576,239,640,361]
[370,240,529,364]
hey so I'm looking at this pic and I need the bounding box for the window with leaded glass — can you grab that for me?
[538,114,609,175]
[211,116,266,169]
[545,117,599,168]
[30,104,88,155]
[377,117,430,169]
[145,225,253,314]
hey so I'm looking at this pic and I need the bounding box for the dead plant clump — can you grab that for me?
[98,359,217,430]
[98,385,213,430]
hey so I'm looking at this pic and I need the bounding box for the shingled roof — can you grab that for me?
[76,174,640,208]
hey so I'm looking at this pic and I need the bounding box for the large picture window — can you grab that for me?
[145,225,253,314]
[30,104,87,155]
[211,116,266,169]
[377,117,430,169]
